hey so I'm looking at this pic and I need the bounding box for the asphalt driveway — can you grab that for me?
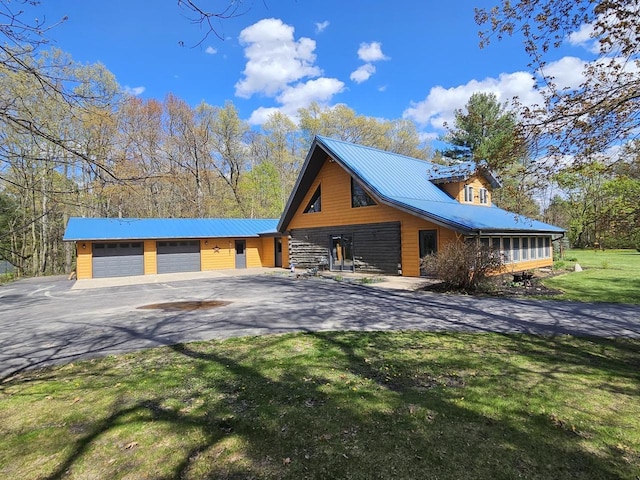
[1,272,639,381]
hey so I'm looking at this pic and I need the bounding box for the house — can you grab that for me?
[63,218,282,279]
[63,136,564,280]
[277,136,564,277]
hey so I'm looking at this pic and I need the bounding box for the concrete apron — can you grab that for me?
[71,267,433,291]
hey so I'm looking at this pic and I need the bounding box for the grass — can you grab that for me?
[1,332,639,479]
[544,249,640,304]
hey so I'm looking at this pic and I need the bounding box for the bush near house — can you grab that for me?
[421,242,504,291]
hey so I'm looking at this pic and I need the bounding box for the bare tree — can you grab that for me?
[476,1,640,162]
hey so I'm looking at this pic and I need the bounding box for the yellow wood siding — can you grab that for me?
[76,242,92,279]
[260,237,276,267]
[288,158,460,277]
[504,258,553,271]
[282,236,290,268]
[201,238,236,270]
[444,176,492,206]
[246,238,263,268]
[144,240,157,275]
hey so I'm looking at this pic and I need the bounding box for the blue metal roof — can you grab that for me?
[63,217,280,241]
[278,136,564,235]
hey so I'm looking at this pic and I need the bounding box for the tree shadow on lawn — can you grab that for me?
[33,332,638,479]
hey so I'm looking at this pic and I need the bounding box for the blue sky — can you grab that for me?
[27,0,595,142]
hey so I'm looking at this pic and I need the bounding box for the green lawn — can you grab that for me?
[544,249,640,304]
[1,332,639,479]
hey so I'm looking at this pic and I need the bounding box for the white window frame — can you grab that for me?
[479,188,488,204]
[464,185,474,203]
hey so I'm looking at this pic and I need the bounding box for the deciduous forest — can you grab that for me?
[1,0,639,277]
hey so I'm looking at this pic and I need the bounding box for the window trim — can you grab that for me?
[464,185,474,203]
[479,188,488,204]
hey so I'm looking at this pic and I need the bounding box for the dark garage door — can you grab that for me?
[157,240,201,274]
[92,242,144,278]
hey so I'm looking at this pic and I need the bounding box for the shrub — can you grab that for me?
[421,241,504,292]
[553,260,567,270]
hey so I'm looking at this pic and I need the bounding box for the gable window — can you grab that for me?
[479,188,488,204]
[304,186,321,213]
[464,185,474,203]
[351,178,376,208]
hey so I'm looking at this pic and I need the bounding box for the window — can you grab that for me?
[522,238,529,260]
[351,178,376,208]
[479,188,488,204]
[512,237,520,261]
[304,186,321,213]
[464,185,474,203]
[537,237,544,258]
[503,237,511,262]
[491,237,501,251]
[544,237,551,258]
[530,237,537,259]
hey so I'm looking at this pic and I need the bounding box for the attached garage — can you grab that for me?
[157,240,201,274]
[92,242,144,278]
[63,217,282,280]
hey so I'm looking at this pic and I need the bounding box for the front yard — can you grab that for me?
[1,332,639,479]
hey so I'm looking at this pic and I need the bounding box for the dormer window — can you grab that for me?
[304,186,321,213]
[464,185,474,203]
[479,188,488,204]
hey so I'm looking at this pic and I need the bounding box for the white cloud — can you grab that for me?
[568,23,598,53]
[315,20,329,33]
[357,41,389,62]
[248,78,345,125]
[236,18,345,125]
[544,56,587,89]
[403,71,540,131]
[350,63,376,84]
[205,46,217,55]
[235,18,321,98]
[123,85,145,96]
[277,78,345,109]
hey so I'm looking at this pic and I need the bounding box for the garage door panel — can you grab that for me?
[157,240,201,274]
[92,242,144,278]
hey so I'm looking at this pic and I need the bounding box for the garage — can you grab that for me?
[157,240,201,274]
[92,242,144,278]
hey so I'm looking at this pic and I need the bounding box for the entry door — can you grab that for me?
[330,235,354,271]
[419,230,437,276]
[274,238,282,267]
[235,240,246,269]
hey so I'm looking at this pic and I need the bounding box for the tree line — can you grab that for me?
[2,0,639,278]
[0,48,433,276]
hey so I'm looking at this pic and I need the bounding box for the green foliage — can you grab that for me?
[421,241,504,291]
[298,102,430,159]
[441,92,525,170]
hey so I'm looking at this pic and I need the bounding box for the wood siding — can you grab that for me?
[290,222,401,274]
[442,175,492,206]
[201,238,236,270]
[76,242,92,279]
[144,240,157,275]
[287,158,460,277]
[260,237,275,268]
